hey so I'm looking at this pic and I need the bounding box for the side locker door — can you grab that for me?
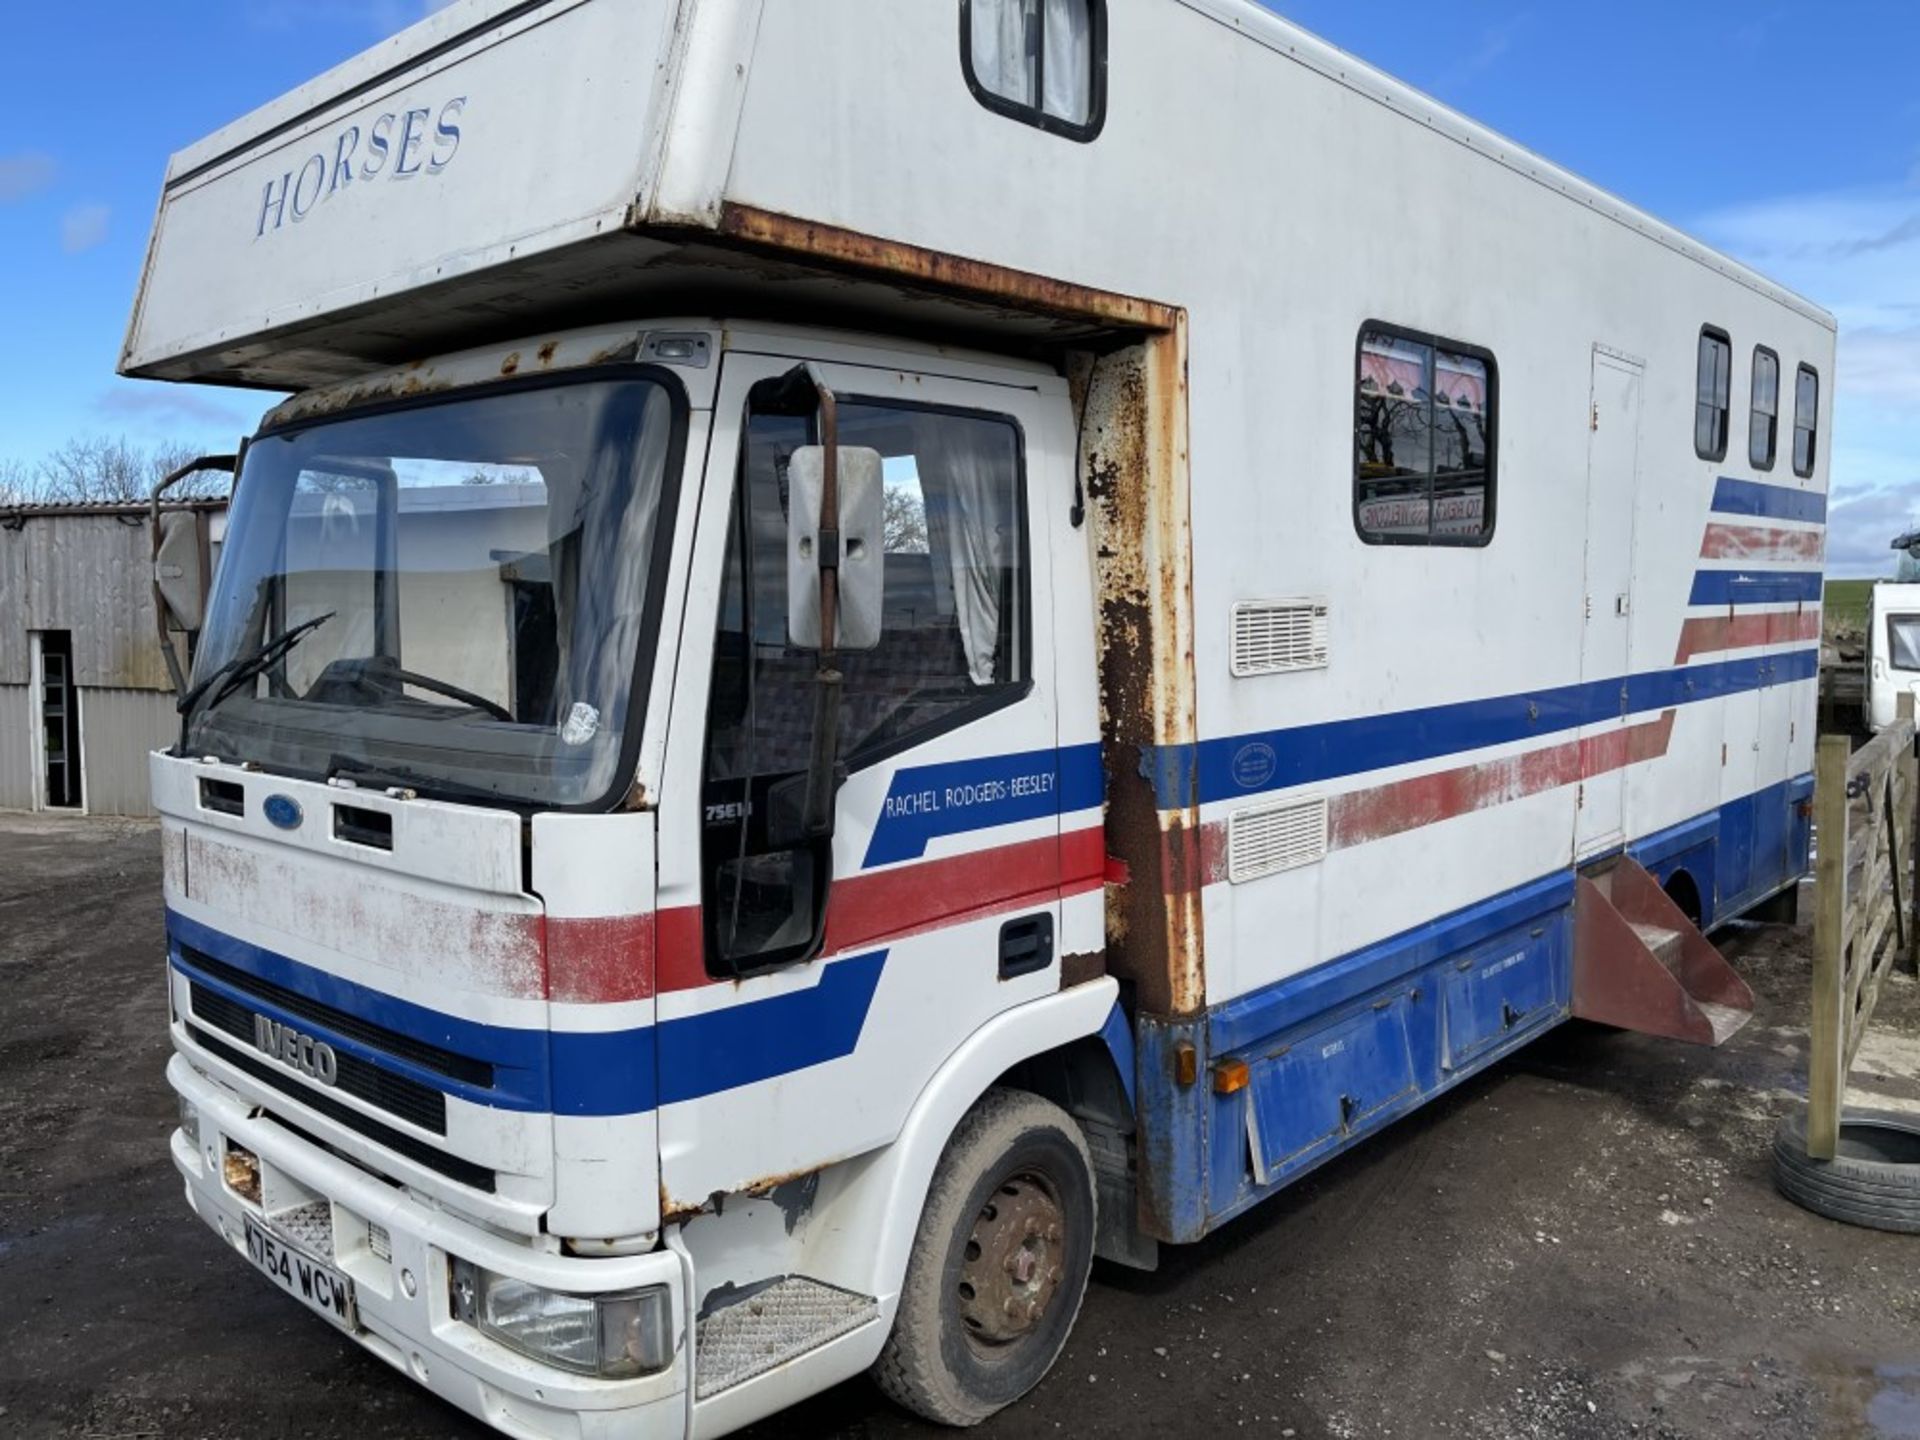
[1577,346,1644,858]
[653,348,1090,1212]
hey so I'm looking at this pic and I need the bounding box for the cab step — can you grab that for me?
[694,1276,879,1400]
[1572,857,1754,1046]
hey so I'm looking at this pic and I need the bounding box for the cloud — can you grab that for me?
[1831,212,1920,260]
[1435,12,1530,92]
[1825,486,1920,575]
[60,203,109,255]
[95,385,255,432]
[0,151,56,203]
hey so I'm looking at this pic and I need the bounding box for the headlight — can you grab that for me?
[178,1096,200,1147]
[449,1258,672,1380]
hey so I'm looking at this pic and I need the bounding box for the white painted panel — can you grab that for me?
[124,0,674,375]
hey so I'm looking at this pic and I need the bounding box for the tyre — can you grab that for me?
[1771,1103,1920,1234]
[871,1088,1097,1426]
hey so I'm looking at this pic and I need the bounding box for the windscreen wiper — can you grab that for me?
[326,761,513,808]
[178,611,335,721]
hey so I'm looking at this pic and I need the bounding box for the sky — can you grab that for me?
[1,1,1916,573]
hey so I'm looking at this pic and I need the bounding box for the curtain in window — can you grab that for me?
[918,421,1014,687]
[1042,0,1093,124]
[971,0,1037,107]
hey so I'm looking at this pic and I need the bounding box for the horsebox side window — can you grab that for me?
[1354,323,1496,546]
[1793,364,1820,478]
[962,0,1107,142]
[1749,345,1780,471]
[1695,327,1732,462]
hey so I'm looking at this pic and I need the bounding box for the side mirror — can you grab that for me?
[154,510,206,632]
[150,453,235,693]
[787,445,884,651]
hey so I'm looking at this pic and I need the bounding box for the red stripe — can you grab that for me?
[1673,609,1820,663]
[546,914,655,1004]
[1189,711,1678,887]
[1699,522,1823,563]
[654,825,1106,994]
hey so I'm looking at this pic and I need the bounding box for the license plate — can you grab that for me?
[243,1214,358,1332]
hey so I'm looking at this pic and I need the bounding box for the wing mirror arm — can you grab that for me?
[804,367,844,841]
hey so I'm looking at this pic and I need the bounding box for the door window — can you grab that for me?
[701,394,1030,973]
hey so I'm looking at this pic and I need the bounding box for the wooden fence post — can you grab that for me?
[1809,733,1851,1162]
[1905,693,1920,977]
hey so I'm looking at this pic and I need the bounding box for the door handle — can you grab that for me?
[998,914,1055,980]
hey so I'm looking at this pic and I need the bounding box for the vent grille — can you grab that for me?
[1230,600,1329,677]
[190,982,449,1134]
[1227,797,1329,883]
[183,1024,495,1193]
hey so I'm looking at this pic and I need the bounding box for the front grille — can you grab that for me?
[190,982,447,1134]
[186,1024,495,1194]
[178,944,493,1088]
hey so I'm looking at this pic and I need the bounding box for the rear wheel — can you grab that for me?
[871,1088,1096,1426]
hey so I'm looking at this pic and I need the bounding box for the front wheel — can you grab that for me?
[871,1088,1096,1426]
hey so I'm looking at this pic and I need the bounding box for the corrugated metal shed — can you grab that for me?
[0,499,225,816]
[80,689,184,817]
[0,686,32,810]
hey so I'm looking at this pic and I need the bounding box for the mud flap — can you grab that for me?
[1572,858,1753,1046]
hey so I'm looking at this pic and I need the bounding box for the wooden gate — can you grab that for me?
[1809,693,1920,1159]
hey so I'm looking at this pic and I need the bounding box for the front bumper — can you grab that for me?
[169,1054,689,1440]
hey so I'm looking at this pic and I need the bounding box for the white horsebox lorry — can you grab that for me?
[123,1,1834,1433]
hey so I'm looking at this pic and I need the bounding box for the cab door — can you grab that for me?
[651,345,1098,1210]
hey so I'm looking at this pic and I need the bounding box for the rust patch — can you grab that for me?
[661,1183,705,1226]
[1059,950,1106,988]
[498,351,521,376]
[536,340,559,366]
[1081,326,1205,1017]
[714,204,1180,333]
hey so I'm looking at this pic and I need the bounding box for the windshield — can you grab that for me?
[187,376,681,808]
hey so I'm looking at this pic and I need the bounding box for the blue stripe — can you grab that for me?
[1155,649,1818,809]
[1710,476,1826,524]
[168,910,555,1107]
[167,910,885,1117]
[1688,568,1824,606]
[656,952,886,1104]
[863,743,1104,867]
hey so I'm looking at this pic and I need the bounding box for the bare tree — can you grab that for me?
[884,483,928,554]
[0,457,30,507]
[19,436,231,504]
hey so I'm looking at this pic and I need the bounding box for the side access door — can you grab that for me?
[1577,345,1645,858]
[652,345,1102,1209]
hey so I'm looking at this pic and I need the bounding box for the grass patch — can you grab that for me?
[1825,578,1872,637]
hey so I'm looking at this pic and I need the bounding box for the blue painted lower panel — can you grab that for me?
[1136,775,1811,1244]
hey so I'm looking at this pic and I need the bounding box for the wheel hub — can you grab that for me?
[956,1174,1065,1344]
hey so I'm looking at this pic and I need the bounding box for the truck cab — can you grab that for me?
[156,316,1123,1435]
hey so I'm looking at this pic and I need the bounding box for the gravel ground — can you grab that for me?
[2,812,1918,1440]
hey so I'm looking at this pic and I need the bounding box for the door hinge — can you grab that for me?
[1590,404,1600,432]
[1576,781,1585,809]
[1583,595,1593,620]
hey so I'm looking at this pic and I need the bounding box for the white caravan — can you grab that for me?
[124,2,1833,1434]
[1868,582,1920,733]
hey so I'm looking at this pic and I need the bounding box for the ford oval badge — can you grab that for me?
[263,795,303,831]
